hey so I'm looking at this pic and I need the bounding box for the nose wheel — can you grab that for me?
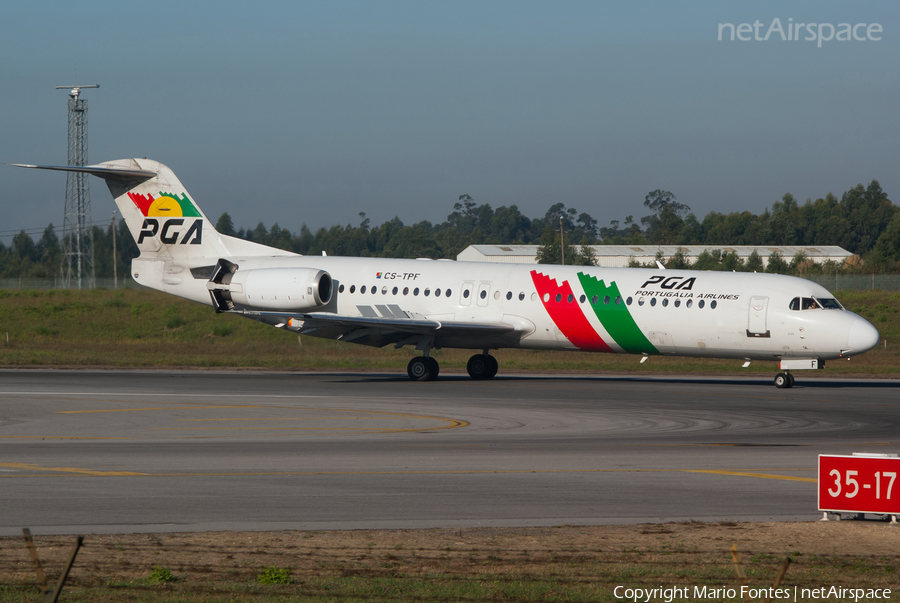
[774,372,795,388]
[466,354,498,380]
[407,356,439,381]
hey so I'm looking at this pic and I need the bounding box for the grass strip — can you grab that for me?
[0,288,897,374]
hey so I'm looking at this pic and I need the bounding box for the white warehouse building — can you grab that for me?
[456,245,854,269]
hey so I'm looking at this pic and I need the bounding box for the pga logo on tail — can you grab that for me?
[128,191,203,245]
[137,218,202,245]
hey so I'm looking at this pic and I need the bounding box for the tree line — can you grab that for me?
[1,179,898,280]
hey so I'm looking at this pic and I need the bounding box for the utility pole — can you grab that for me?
[56,82,99,289]
[559,215,565,266]
[111,212,117,289]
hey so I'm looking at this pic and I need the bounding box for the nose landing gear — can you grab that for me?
[774,372,795,388]
[466,352,498,380]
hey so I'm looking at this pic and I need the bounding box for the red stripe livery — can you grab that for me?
[530,270,613,352]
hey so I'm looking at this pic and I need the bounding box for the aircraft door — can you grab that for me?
[476,282,491,307]
[460,281,474,306]
[747,296,770,337]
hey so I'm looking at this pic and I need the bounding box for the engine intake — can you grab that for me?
[207,261,332,313]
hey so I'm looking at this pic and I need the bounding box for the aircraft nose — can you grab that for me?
[847,317,880,353]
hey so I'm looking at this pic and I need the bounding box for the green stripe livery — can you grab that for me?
[576,273,658,355]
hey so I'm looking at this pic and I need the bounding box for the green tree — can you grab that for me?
[839,180,895,255]
[665,248,692,269]
[216,212,235,236]
[869,211,900,269]
[535,229,578,265]
[693,249,719,271]
[790,250,809,274]
[746,249,763,272]
[765,251,788,274]
[577,245,598,266]
[720,251,744,272]
[641,191,689,244]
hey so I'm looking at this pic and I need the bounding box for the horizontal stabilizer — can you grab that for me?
[12,163,157,181]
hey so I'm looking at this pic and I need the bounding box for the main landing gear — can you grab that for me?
[407,356,439,381]
[774,372,795,389]
[405,351,499,381]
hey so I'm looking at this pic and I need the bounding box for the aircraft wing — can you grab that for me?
[227,309,519,347]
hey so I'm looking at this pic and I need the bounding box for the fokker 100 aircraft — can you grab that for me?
[15,159,881,387]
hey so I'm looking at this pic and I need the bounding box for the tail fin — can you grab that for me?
[16,158,284,260]
[13,158,293,303]
[107,158,226,259]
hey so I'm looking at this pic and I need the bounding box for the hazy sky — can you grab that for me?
[2,1,897,242]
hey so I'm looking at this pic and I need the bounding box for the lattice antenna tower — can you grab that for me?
[56,83,99,289]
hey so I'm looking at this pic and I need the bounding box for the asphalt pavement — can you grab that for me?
[1,370,898,535]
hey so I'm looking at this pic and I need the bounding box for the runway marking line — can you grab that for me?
[683,469,816,483]
[0,391,428,402]
[0,436,131,440]
[0,463,146,476]
[58,406,265,414]
[56,405,466,431]
[174,417,373,422]
[150,427,460,432]
[0,465,816,482]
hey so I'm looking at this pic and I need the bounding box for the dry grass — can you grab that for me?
[1,522,897,602]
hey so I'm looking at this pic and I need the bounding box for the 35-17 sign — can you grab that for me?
[818,454,899,515]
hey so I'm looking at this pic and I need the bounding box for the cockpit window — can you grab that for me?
[790,296,843,311]
[817,297,843,310]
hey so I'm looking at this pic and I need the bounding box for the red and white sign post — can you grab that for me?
[818,454,900,520]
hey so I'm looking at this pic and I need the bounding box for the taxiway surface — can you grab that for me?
[1,370,898,535]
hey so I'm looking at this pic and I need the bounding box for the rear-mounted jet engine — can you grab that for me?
[207,259,333,313]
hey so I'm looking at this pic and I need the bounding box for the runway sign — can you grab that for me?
[818,454,900,514]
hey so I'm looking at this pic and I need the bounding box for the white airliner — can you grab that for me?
[15,159,880,387]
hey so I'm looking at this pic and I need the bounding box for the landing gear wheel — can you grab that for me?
[787,373,795,388]
[426,356,440,379]
[774,372,790,389]
[485,355,498,379]
[467,354,498,380]
[408,357,438,381]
